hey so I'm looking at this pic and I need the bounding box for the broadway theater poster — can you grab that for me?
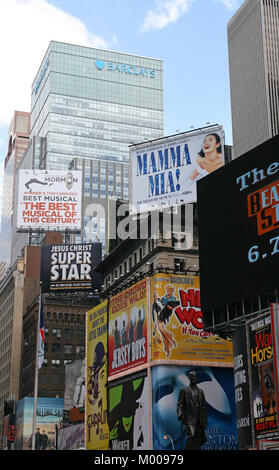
[86,301,109,450]
[150,273,233,364]
[247,313,278,444]
[108,279,148,377]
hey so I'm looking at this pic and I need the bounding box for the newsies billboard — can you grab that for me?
[40,243,102,293]
[17,169,82,231]
[130,125,224,213]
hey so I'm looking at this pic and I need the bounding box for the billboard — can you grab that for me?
[86,301,109,450]
[152,365,238,450]
[108,279,148,377]
[232,326,253,449]
[130,125,224,213]
[40,243,102,293]
[17,169,82,230]
[15,397,64,450]
[108,370,148,450]
[2,414,15,450]
[57,423,85,450]
[247,313,278,444]
[150,273,233,364]
[64,359,85,410]
[197,133,279,312]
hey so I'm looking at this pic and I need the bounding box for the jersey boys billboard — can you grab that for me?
[108,279,148,376]
[40,243,102,293]
[17,169,82,230]
[130,125,224,213]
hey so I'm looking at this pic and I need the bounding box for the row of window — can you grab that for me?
[44,343,84,355]
[45,312,86,324]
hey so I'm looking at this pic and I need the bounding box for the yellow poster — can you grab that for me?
[86,300,109,450]
[150,273,233,365]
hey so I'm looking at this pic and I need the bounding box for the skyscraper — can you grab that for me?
[0,111,30,278]
[11,41,164,258]
[228,0,279,158]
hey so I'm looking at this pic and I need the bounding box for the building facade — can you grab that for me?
[21,295,90,400]
[0,257,25,448]
[228,0,279,158]
[0,111,30,277]
[13,41,164,255]
[30,41,164,169]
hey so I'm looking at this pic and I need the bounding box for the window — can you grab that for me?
[52,328,61,339]
[77,330,84,341]
[51,359,60,368]
[64,329,73,339]
[64,344,73,354]
[76,345,85,355]
[174,258,185,272]
[52,343,61,353]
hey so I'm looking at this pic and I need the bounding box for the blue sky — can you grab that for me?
[0,0,245,203]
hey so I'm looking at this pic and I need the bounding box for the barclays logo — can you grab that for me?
[95,59,156,78]
[95,60,106,70]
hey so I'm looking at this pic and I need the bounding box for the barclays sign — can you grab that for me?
[95,59,156,78]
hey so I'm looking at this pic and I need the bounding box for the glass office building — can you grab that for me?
[30,41,163,166]
[28,41,164,251]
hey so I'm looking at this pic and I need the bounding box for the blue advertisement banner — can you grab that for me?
[15,397,64,450]
[152,365,238,450]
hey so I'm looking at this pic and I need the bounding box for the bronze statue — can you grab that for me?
[177,371,207,450]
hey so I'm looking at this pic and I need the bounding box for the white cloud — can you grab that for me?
[141,0,195,31]
[0,0,109,127]
[141,0,240,31]
[214,0,239,10]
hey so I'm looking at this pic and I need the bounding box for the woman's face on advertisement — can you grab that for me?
[202,134,219,154]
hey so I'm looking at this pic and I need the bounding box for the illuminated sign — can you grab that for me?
[197,133,279,312]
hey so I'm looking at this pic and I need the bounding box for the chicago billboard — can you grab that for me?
[198,133,279,311]
[130,125,224,213]
[17,169,82,231]
[40,243,102,293]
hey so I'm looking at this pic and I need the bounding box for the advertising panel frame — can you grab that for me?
[130,125,224,213]
[108,279,149,377]
[150,273,233,365]
[108,369,149,451]
[247,312,278,446]
[40,243,102,293]
[197,133,279,312]
[86,300,109,450]
[17,169,82,232]
[232,326,253,449]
